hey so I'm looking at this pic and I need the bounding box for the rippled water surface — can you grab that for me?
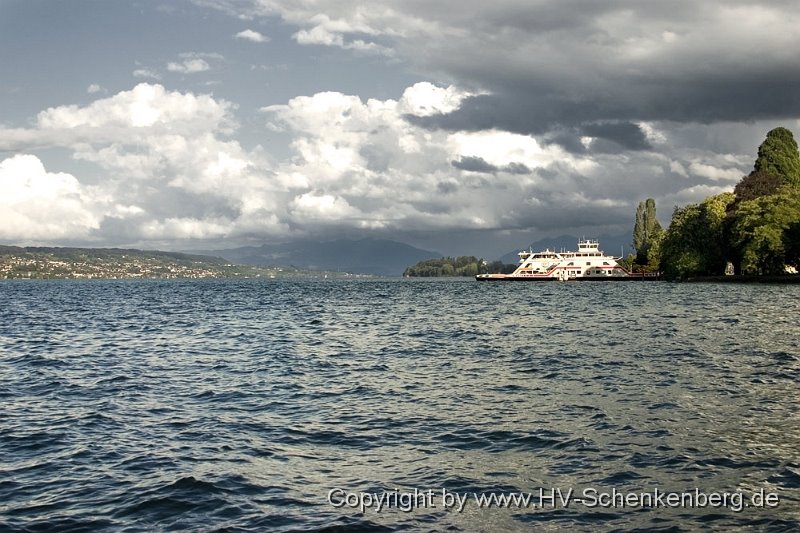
[1,279,799,531]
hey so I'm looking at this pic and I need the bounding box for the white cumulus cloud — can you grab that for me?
[133,68,161,80]
[290,192,359,221]
[688,161,744,182]
[0,154,100,240]
[0,80,763,250]
[0,84,290,245]
[36,83,233,133]
[263,83,602,233]
[167,58,211,73]
[235,29,269,42]
[399,82,474,117]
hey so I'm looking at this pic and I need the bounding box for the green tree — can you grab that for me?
[660,205,703,279]
[730,188,800,274]
[632,198,664,267]
[783,221,800,269]
[644,230,664,271]
[725,171,782,271]
[733,170,783,203]
[458,262,479,277]
[660,193,734,279]
[618,253,636,272]
[753,127,800,186]
[403,256,488,277]
[724,127,800,273]
[659,127,800,278]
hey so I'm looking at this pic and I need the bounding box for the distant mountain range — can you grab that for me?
[202,238,441,276]
[499,233,632,264]
[203,235,633,275]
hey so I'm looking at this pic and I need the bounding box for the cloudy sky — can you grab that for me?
[2,0,799,258]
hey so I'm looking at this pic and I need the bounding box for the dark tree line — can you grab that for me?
[403,256,515,277]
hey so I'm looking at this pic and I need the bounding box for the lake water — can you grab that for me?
[1,279,799,531]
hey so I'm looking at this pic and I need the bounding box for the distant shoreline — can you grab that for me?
[0,245,361,280]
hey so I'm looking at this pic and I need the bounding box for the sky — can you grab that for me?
[1,0,800,258]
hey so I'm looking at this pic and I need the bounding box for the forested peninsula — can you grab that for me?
[628,127,800,280]
[402,257,513,277]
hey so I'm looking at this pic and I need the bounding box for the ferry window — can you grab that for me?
[603,262,609,265]
[586,262,591,265]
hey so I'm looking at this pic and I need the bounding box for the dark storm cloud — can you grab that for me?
[405,93,557,135]
[398,1,800,151]
[509,204,631,232]
[409,68,800,151]
[504,162,531,175]
[451,155,499,173]
[451,156,533,175]
[580,122,651,151]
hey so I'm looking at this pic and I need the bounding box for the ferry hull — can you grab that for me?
[475,273,660,281]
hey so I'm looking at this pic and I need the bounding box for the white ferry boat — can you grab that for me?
[476,239,659,281]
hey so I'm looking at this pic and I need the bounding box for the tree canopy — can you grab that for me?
[403,256,513,277]
[654,126,800,279]
[733,170,783,203]
[729,190,800,274]
[659,193,734,279]
[753,127,800,187]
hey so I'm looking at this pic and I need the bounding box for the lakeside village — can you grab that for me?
[0,252,240,280]
[0,247,267,280]
[0,247,356,280]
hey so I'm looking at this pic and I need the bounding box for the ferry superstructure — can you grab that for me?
[475,239,659,281]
